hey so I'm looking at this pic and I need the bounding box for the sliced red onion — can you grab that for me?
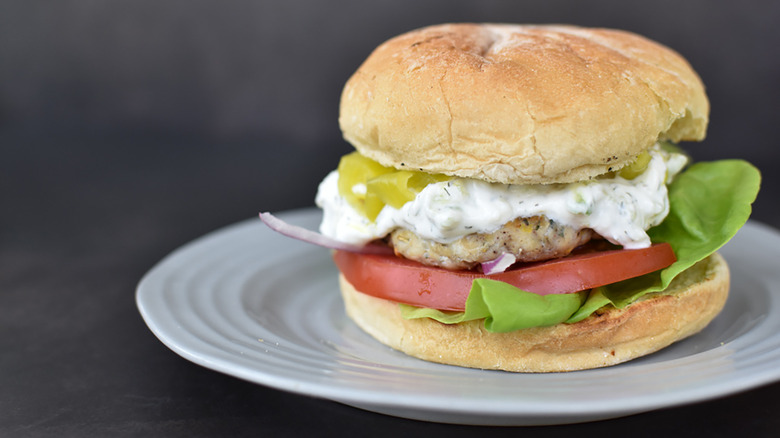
[481,252,517,275]
[259,212,393,255]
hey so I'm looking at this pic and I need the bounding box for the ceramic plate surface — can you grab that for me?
[137,209,780,425]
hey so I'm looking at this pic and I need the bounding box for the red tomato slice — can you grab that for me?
[333,243,676,312]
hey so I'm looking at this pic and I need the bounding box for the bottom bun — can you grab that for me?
[339,253,729,372]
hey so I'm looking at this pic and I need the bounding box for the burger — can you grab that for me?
[262,24,760,372]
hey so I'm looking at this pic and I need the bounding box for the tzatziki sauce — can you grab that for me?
[315,144,687,249]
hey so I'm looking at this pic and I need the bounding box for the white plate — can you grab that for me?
[137,208,780,426]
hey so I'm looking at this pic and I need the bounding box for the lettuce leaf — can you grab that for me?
[401,280,587,331]
[400,160,761,332]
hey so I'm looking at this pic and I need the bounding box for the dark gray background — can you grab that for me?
[2,1,779,436]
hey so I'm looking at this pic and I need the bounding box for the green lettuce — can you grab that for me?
[400,160,761,333]
[401,279,588,332]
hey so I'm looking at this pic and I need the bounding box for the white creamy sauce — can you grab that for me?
[315,145,688,249]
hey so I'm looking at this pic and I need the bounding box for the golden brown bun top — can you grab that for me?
[339,24,709,184]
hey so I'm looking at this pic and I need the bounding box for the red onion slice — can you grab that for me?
[259,212,393,255]
[481,252,517,275]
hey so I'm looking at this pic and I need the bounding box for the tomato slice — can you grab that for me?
[333,243,676,312]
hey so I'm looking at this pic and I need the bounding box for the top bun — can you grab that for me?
[339,24,709,184]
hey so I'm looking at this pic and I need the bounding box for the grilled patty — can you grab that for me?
[390,216,593,270]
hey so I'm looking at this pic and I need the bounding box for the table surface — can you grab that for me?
[3,1,780,436]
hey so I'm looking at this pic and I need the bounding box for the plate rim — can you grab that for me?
[136,208,780,424]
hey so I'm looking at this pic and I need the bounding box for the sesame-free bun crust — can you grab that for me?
[339,253,729,372]
[340,24,709,184]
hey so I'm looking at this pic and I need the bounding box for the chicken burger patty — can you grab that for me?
[390,216,594,270]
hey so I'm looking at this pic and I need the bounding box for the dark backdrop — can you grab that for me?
[2,1,779,436]
[3,1,778,220]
